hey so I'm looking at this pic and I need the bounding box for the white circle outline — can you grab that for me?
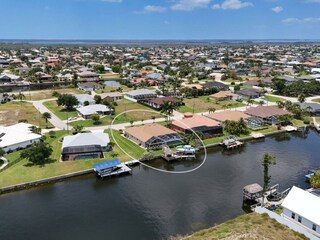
[109,109,207,174]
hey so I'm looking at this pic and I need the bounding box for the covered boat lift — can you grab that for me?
[93,159,132,178]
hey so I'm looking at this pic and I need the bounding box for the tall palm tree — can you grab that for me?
[17,92,25,102]
[161,101,178,123]
[42,112,51,129]
[261,153,276,206]
[208,107,216,114]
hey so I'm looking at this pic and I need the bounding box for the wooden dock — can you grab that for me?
[161,145,196,162]
[220,136,244,149]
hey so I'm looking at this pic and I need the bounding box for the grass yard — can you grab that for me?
[69,99,163,127]
[262,95,286,102]
[99,73,120,79]
[178,96,245,113]
[12,88,84,101]
[95,84,131,93]
[0,129,146,188]
[0,101,53,128]
[183,212,308,240]
[43,100,78,120]
[312,98,320,103]
[292,119,306,127]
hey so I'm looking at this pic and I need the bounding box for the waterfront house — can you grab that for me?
[206,110,250,123]
[125,89,157,101]
[77,71,99,82]
[0,123,41,152]
[100,92,123,102]
[78,82,101,92]
[76,104,112,119]
[61,132,111,161]
[0,74,21,84]
[245,106,290,125]
[171,114,223,138]
[296,102,320,116]
[282,186,320,238]
[124,123,183,148]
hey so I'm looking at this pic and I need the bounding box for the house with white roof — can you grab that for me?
[0,123,41,152]
[76,104,112,119]
[282,186,320,237]
[125,89,157,101]
[74,94,95,106]
[61,132,110,161]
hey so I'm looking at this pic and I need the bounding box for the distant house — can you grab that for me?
[76,104,112,119]
[201,82,228,91]
[0,74,20,84]
[0,59,9,68]
[171,114,223,138]
[236,89,262,99]
[245,106,290,125]
[143,97,182,110]
[74,94,95,106]
[77,71,99,82]
[146,72,163,80]
[78,82,101,92]
[0,123,41,152]
[125,89,157,100]
[282,186,320,238]
[124,123,183,148]
[0,93,11,103]
[61,133,111,161]
[210,91,239,101]
[35,72,53,82]
[296,102,320,116]
[100,92,123,102]
[206,110,250,123]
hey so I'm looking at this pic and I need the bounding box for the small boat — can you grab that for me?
[305,169,319,182]
[176,145,199,154]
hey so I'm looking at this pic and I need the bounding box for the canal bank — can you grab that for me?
[0,128,298,195]
[0,129,318,240]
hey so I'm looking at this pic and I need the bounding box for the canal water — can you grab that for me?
[1,130,319,240]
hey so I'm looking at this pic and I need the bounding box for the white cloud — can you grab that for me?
[144,5,166,12]
[171,0,211,11]
[272,6,283,13]
[282,17,320,24]
[212,0,253,10]
[101,0,122,3]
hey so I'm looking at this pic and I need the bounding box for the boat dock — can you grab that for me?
[305,168,319,181]
[220,136,244,149]
[161,145,196,162]
[251,132,265,139]
[93,159,132,178]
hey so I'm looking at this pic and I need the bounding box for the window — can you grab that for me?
[312,224,317,231]
[298,216,302,223]
[291,213,295,219]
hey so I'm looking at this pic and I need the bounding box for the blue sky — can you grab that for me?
[0,0,320,39]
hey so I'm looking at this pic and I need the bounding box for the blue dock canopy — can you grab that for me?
[93,159,121,171]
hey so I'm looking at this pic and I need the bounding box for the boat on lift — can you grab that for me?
[175,145,199,154]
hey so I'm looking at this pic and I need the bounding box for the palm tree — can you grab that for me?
[17,92,25,102]
[152,116,156,123]
[261,153,276,206]
[208,107,216,114]
[298,93,306,103]
[171,78,181,96]
[161,101,178,124]
[276,101,285,109]
[42,112,51,129]
[130,120,134,126]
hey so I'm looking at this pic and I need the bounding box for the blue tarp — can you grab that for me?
[93,159,121,171]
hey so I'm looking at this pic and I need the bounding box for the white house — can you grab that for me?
[0,123,41,152]
[74,94,95,106]
[76,104,112,119]
[282,186,320,237]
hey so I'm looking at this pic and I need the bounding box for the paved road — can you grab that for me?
[0,157,8,170]
[31,99,68,130]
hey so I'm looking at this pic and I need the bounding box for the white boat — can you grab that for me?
[176,145,199,154]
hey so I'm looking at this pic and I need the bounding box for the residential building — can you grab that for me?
[206,110,250,123]
[282,186,320,238]
[74,94,95,106]
[124,123,183,148]
[143,96,182,110]
[76,104,112,119]
[0,123,41,152]
[245,106,290,125]
[236,89,263,99]
[125,89,157,100]
[210,91,239,101]
[100,92,123,102]
[61,133,111,161]
[78,82,101,92]
[171,114,223,138]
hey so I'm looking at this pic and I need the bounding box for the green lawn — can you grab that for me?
[95,84,131,93]
[178,96,245,113]
[292,119,306,127]
[69,99,163,127]
[43,100,78,120]
[185,213,308,240]
[12,88,84,101]
[0,101,53,129]
[0,129,146,188]
[262,95,285,102]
